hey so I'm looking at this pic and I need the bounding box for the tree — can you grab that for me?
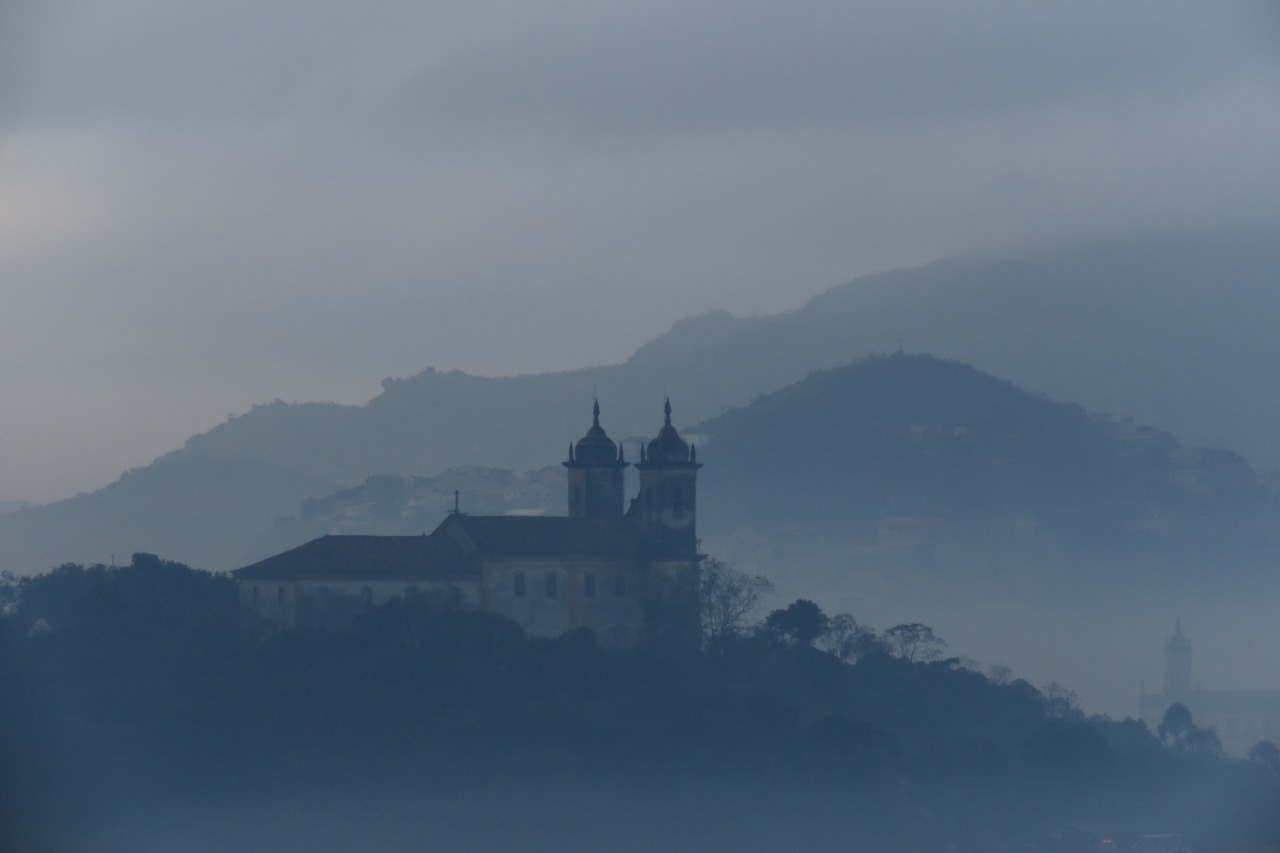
[818,613,884,662]
[1248,740,1280,774]
[1042,681,1082,720]
[881,623,945,663]
[764,599,829,647]
[1158,702,1222,757]
[698,558,774,643]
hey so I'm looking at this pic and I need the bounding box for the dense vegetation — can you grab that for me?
[3,557,1279,851]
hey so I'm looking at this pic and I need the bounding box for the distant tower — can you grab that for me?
[564,400,628,517]
[633,399,702,549]
[1163,619,1193,698]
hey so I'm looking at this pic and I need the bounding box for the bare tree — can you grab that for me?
[881,622,945,663]
[699,558,774,643]
[1042,681,1081,720]
[818,613,883,662]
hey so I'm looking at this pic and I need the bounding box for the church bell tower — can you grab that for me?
[564,400,628,517]
[633,399,701,549]
[1163,619,1192,698]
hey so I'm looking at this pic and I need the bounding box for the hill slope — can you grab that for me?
[694,353,1270,551]
[5,227,1278,573]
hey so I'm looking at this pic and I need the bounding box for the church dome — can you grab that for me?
[572,400,620,464]
[645,399,690,463]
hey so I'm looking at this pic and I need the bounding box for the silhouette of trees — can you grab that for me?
[764,599,829,647]
[1158,702,1223,757]
[698,558,774,643]
[818,612,885,662]
[1249,740,1280,774]
[3,557,1279,850]
[881,622,945,662]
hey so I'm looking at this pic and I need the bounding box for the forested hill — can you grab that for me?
[694,353,1273,554]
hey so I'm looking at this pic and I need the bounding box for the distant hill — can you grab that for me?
[0,454,334,573]
[693,353,1273,554]
[176,227,1280,487]
[3,227,1278,573]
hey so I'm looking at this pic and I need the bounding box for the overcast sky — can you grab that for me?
[1,0,1278,502]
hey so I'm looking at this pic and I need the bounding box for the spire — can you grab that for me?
[664,397,672,426]
[568,442,574,461]
[618,443,624,461]
[690,443,696,463]
[593,398,601,427]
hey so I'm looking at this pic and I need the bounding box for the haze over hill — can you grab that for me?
[1,230,1277,579]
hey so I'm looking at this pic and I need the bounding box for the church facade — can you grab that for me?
[233,401,703,648]
[1138,621,1280,756]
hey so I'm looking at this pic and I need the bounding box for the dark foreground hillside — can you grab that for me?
[3,559,1278,852]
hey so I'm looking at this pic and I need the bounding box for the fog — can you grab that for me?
[4,4,1280,849]
[2,0,1279,502]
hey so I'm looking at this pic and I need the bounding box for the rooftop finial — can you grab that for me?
[569,442,574,461]
[593,398,601,427]
[690,443,696,463]
[664,398,672,426]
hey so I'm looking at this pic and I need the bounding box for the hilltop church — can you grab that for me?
[1139,621,1280,756]
[234,400,703,648]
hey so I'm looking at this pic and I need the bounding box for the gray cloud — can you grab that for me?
[0,0,1277,500]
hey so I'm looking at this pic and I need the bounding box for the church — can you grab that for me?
[233,400,703,648]
[1138,621,1280,756]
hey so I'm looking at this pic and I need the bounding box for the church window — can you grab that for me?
[361,586,373,607]
[615,574,626,597]
[673,487,684,517]
[514,572,526,598]
[546,572,558,599]
[584,574,597,598]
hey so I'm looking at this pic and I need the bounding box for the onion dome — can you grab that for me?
[571,400,620,464]
[646,399,691,463]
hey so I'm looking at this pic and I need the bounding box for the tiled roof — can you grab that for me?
[233,533,477,581]
[233,514,697,580]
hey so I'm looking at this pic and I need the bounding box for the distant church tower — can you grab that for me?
[1163,619,1193,698]
[564,400,628,517]
[633,399,701,547]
